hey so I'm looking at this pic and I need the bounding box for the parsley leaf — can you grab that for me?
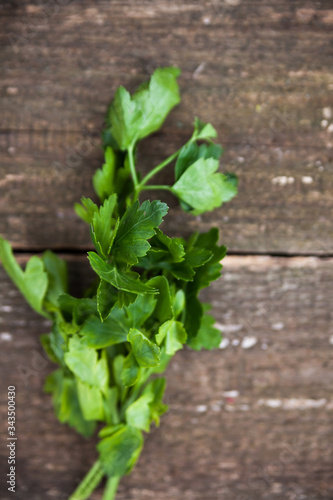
[93,146,116,202]
[80,313,128,349]
[97,425,143,477]
[127,328,160,367]
[97,279,118,321]
[87,251,156,294]
[74,196,99,224]
[192,117,218,141]
[147,275,173,323]
[0,237,49,318]
[91,194,118,258]
[175,140,223,181]
[188,306,222,350]
[172,157,237,215]
[108,67,180,150]
[108,86,142,150]
[77,381,105,421]
[142,378,168,426]
[112,200,168,265]
[132,67,181,141]
[64,337,109,392]
[42,251,68,308]
[125,393,154,432]
[184,228,227,340]
[156,319,187,355]
[121,352,141,387]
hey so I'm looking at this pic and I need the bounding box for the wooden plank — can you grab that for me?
[0,255,332,499]
[0,135,332,254]
[1,1,332,254]
[1,1,332,141]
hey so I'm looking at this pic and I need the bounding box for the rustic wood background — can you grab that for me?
[0,1,332,499]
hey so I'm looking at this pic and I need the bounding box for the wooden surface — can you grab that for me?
[1,256,333,500]
[1,0,333,253]
[0,1,332,500]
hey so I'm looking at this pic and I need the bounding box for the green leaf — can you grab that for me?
[152,349,173,374]
[126,293,157,328]
[172,157,237,215]
[184,228,227,340]
[192,228,227,287]
[97,425,144,477]
[172,289,185,318]
[87,252,156,294]
[142,378,168,426]
[91,194,118,258]
[132,67,181,141]
[188,307,222,351]
[112,200,168,265]
[103,387,120,425]
[175,139,223,181]
[184,246,212,269]
[57,293,97,325]
[117,289,138,308]
[99,423,125,440]
[200,142,224,160]
[166,246,212,282]
[125,393,154,432]
[64,337,109,392]
[80,312,128,349]
[156,319,187,355]
[97,279,118,321]
[0,237,49,318]
[121,352,140,387]
[49,324,67,364]
[175,142,201,181]
[193,117,218,140]
[77,380,105,421]
[127,328,160,367]
[150,228,185,262]
[147,276,173,323]
[44,370,96,437]
[74,299,99,325]
[113,354,125,392]
[74,197,99,224]
[136,229,185,272]
[42,250,68,307]
[108,86,143,150]
[93,146,116,202]
[40,334,59,364]
[108,67,180,150]
[224,171,239,192]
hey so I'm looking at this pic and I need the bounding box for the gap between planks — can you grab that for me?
[9,252,333,266]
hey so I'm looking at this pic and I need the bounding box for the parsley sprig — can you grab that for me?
[0,67,237,499]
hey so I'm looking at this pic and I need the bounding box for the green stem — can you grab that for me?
[102,476,120,500]
[140,185,172,191]
[121,367,154,418]
[68,460,105,500]
[138,148,182,188]
[127,144,139,189]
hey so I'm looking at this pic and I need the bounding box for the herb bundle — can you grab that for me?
[0,67,237,499]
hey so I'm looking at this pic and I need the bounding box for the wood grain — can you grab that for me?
[0,255,332,499]
[0,135,332,254]
[0,2,332,499]
[0,0,332,253]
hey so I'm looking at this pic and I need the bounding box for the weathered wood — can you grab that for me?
[0,136,332,254]
[0,1,332,253]
[0,256,332,499]
[1,1,332,137]
[0,2,332,499]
